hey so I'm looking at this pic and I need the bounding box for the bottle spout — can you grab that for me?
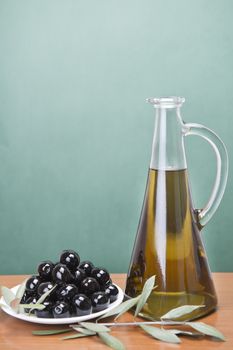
[146,96,185,108]
[149,96,187,170]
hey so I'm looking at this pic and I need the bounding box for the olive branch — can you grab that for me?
[0,276,226,350]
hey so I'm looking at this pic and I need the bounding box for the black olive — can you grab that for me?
[25,276,41,294]
[91,268,110,286]
[79,261,94,276]
[37,282,55,297]
[60,250,80,271]
[104,284,119,302]
[91,291,110,312]
[72,294,92,316]
[73,267,86,286]
[52,301,71,318]
[80,277,100,296]
[38,261,54,281]
[35,301,54,318]
[52,263,72,284]
[56,284,79,302]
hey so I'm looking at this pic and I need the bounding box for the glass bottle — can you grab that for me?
[125,97,228,321]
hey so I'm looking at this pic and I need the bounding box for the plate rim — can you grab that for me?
[0,283,124,325]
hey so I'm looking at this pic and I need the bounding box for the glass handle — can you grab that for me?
[183,123,228,227]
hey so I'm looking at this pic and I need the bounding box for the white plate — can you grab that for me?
[0,284,124,325]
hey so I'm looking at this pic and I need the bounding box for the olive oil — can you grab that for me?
[125,169,217,320]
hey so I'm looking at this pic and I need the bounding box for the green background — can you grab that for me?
[0,0,232,274]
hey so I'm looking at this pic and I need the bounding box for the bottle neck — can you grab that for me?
[150,107,187,170]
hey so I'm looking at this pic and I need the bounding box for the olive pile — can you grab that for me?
[20,250,119,318]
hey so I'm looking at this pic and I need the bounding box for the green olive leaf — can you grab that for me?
[16,279,28,300]
[188,322,226,341]
[79,322,110,333]
[33,329,72,336]
[140,325,181,344]
[0,302,9,309]
[98,332,126,350]
[62,333,96,340]
[161,305,205,320]
[10,298,21,312]
[71,326,96,335]
[98,295,140,320]
[138,312,155,321]
[8,279,28,312]
[18,304,26,314]
[20,303,46,310]
[36,284,57,305]
[0,286,16,306]
[169,329,203,337]
[115,296,141,320]
[134,275,156,317]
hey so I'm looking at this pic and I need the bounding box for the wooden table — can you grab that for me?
[0,273,232,349]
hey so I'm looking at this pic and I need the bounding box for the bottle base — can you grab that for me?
[124,290,217,321]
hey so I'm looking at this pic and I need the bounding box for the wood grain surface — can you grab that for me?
[0,273,232,349]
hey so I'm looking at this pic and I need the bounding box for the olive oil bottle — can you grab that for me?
[125,97,228,321]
